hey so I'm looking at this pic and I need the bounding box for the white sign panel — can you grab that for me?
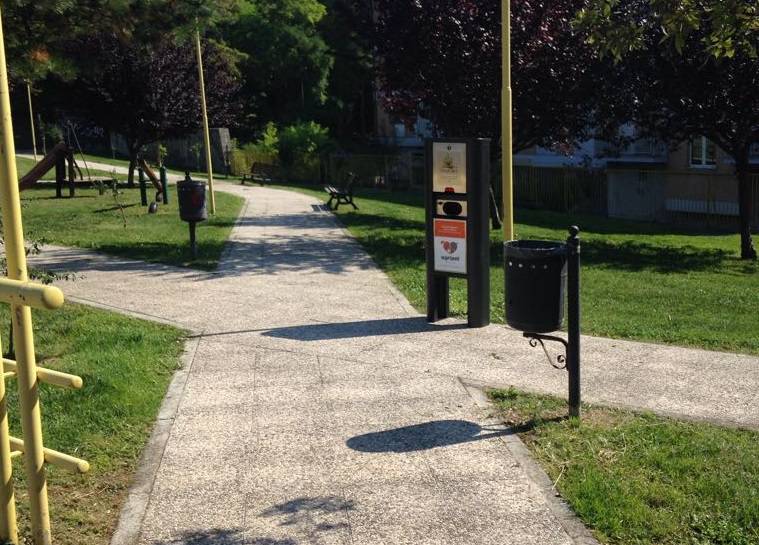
[433,218,467,274]
[432,142,467,194]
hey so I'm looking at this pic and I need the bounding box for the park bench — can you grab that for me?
[241,162,278,186]
[324,173,359,210]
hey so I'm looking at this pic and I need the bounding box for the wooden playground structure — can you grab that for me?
[18,141,165,202]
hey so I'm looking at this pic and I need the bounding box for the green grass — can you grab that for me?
[489,388,759,545]
[1,303,185,544]
[272,183,759,355]
[21,185,244,270]
[16,156,37,177]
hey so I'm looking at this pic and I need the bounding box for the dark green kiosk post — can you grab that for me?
[425,138,491,328]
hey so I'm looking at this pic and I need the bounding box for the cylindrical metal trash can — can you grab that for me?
[504,240,568,333]
[177,175,208,223]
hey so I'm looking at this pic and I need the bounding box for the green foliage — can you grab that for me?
[2,0,242,82]
[278,121,331,166]
[577,0,759,60]
[489,389,759,545]
[230,121,333,182]
[226,0,334,127]
[258,122,281,157]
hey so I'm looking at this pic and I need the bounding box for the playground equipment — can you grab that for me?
[18,141,81,197]
[0,8,90,544]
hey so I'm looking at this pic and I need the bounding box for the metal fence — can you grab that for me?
[511,165,759,230]
[513,166,608,214]
[607,169,759,229]
[327,151,425,189]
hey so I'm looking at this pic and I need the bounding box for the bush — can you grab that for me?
[230,121,334,183]
[278,121,333,183]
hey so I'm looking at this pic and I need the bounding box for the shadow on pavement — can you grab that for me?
[257,496,355,543]
[150,528,248,545]
[263,316,467,341]
[346,420,509,453]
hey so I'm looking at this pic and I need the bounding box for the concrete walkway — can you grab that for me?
[32,183,759,545]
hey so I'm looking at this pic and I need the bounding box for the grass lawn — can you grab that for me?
[272,183,759,355]
[1,303,185,544]
[490,388,759,545]
[21,185,244,270]
[16,156,37,177]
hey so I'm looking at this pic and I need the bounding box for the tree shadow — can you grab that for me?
[580,239,732,273]
[149,528,248,545]
[260,496,355,523]
[338,212,426,232]
[516,208,734,238]
[93,203,138,213]
[346,420,510,453]
[255,496,355,543]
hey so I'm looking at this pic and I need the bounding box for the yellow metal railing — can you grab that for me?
[0,8,89,545]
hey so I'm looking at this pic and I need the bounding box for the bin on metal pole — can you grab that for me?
[503,227,582,418]
[177,172,208,259]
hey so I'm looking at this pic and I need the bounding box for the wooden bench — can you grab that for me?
[324,173,358,210]
[241,162,277,185]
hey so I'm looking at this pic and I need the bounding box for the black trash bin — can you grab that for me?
[177,174,208,223]
[504,240,568,333]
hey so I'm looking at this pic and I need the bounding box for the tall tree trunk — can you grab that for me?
[736,153,757,260]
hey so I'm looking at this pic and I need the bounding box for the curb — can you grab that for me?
[459,379,602,545]
[109,332,202,545]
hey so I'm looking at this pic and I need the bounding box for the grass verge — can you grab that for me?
[21,185,244,270]
[271,183,759,355]
[1,303,185,544]
[489,388,759,545]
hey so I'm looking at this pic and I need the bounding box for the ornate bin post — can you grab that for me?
[504,226,582,418]
[177,172,208,259]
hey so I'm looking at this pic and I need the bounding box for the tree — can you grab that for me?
[373,0,612,152]
[2,0,242,83]
[577,0,759,60]
[577,0,759,259]
[316,0,375,140]
[225,0,334,132]
[46,33,242,184]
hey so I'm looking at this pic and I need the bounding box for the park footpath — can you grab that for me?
[32,183,759,545]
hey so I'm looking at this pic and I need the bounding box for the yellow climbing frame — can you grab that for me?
[0,8,89,545]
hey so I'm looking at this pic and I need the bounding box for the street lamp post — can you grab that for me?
[26,83,37,162]
[502,0,514,241]
[195,28,216,215]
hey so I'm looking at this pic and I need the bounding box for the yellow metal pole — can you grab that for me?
[502,0,515,241]
[0,346,18,544]
[26,83,37,162]
[195,29,216,215]
[0,9,51,545]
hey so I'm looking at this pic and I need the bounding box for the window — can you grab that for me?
[690,137,717,167]
[750,142,759,158]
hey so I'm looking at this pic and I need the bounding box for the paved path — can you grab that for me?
[32,184,759,545]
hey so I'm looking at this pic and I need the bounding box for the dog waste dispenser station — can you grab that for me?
[504,227,582,418]
[177,172,208,258]
[425,139,490,328]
